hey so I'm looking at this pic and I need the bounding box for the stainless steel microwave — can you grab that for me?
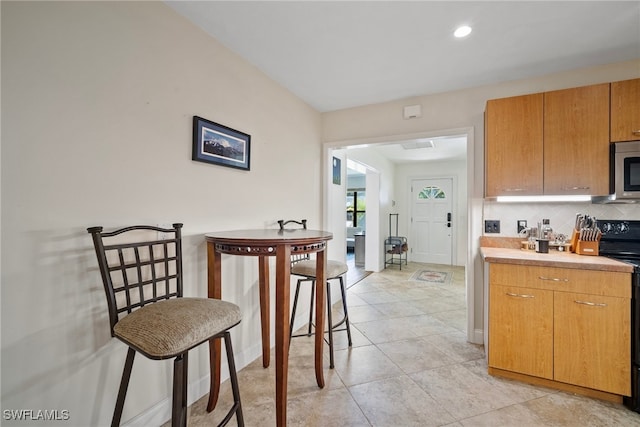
[614,141,640,198]
[594,141,640,203]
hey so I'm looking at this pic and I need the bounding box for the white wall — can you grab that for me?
[395,159,468,266]
[1,2,323,425]
[322,59,640,343]
[342,147,396,271]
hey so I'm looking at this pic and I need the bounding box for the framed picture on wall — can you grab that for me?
[192,116,251,171]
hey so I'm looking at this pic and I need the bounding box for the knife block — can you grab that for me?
[570,229,579,252]
[570,229,601,256]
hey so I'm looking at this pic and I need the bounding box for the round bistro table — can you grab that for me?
[204,228,333,427]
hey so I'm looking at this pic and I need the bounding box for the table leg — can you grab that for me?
[258,255,270,368]
[274,244,291,426]
[206,242,222,413]
[314,249,326,388]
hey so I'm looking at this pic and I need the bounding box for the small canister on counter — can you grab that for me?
[536,239,549,253]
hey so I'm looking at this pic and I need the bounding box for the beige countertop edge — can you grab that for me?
[480,247,634,274]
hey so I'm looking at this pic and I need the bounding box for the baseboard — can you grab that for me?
[471,328,484,346]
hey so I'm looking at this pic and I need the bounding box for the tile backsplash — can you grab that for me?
[483,202,640,237]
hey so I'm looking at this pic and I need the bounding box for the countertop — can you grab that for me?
[480,246,634,273]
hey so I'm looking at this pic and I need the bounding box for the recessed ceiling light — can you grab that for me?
[454,25,472,38]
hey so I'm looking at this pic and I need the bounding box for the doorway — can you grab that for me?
[410,177,454,265]
[323,127,479,344]
[346,160,370,286]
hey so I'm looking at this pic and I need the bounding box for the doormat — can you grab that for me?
[410,270,451,285]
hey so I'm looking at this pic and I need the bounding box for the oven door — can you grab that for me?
[625,268,640,412]
[615,141,640,198]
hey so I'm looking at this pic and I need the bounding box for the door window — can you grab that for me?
[418,186,446,199]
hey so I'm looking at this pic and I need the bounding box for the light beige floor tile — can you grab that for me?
[407,314,459,337]
[348,375,456,426]
[370,300,425,318]
[286,387,370,427]
[422,331,485,363]
[462,358,555,403]
[457,403,545,426]
[332,344,403,387]
[429,308,467,333]
[355,289,405,305]
[377,337,456,374]
[410,363,520,420]
[351,316,417,343]
[408,295,466,314]
[346,303,385,323]
[342,292,369,307]
[523,392,640,426]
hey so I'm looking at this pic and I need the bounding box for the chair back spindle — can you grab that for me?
[87,224,184,335]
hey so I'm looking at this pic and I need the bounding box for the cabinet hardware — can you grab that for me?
[633,130,640,135]
[574,300,607,307]
[538,276,569,282]
[506,292,535,298]
[503,188,524,192]
[562,186,590,190]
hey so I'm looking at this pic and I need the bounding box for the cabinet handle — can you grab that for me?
[538,276,569,282]
[506,292,535,298]
[632,130,640,135]
[502,188,524,192]
[562,186,590,191]
[574,300,607,307]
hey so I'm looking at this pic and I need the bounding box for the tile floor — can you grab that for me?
[181,262,640,426]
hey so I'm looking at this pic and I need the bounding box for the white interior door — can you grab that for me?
[410,178,453,265]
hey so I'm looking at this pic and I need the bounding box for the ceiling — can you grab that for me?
[166,1,640,162]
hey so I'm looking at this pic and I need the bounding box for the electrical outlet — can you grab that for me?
[517,220,528,234]
[484,220,501,234]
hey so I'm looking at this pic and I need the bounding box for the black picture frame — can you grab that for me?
[192,116,251,171]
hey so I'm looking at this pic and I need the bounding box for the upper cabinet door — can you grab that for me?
[485,93,544,197]
[543,84,610,195]
[611,78,640,143]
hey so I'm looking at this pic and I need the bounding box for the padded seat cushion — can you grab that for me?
[114,297,241,359]
[291,259,348,279]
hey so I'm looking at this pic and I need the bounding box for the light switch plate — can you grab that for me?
[484,220,500,234]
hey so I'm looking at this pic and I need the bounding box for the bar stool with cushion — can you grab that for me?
[87,224,244,427]
[278,220,352,368]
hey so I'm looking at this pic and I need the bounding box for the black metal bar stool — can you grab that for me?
[279,220,353,368]
[87,224,244,427]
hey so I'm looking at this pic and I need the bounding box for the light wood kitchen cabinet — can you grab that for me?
[488,263,630,397]
[543,83,610,195]
[554,291,631,396]
[489,284,553,379]
[611,78,640,142]
[485,93,543,197]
